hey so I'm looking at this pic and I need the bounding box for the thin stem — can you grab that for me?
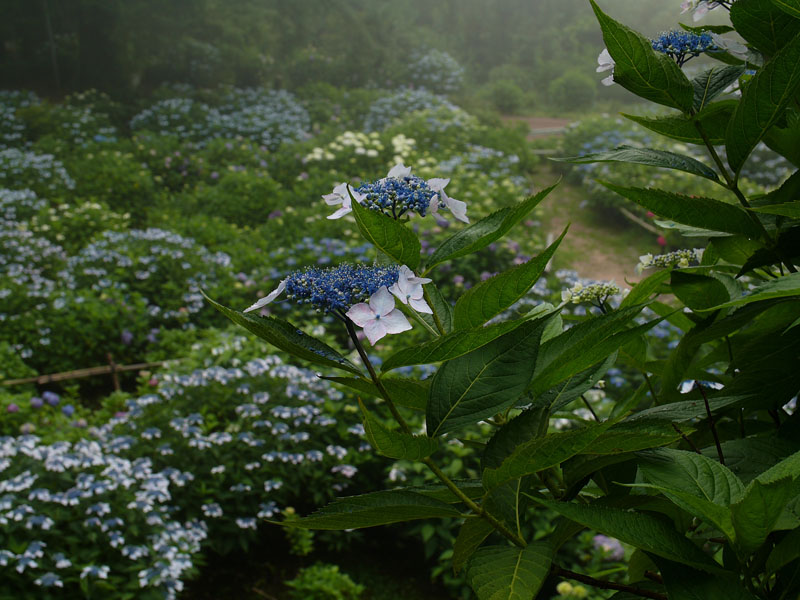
[694,121,797,274]
[672,423,702,455]
[643,372,658,404]
[580,394,600,421]
[422,287,446,335]
[552,566,668,600]
[404,305,439,337]
[344,317,527,548]
[344,318,411,434]
[768,409,782,429]
[697,381,725,465]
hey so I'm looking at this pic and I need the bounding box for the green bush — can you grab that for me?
[285,563,364,600]
[547,69,597,111]
[476,79,525,114]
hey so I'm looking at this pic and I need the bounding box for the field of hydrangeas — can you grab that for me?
[1,76,713,599]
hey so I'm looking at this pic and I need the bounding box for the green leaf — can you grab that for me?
[202,293,361,375]
[427,318,545,437]
[725,30,800,174]
[286,490,462,530]
[425,182,558,270]
[382,318,534,372]
[542,354,616,412]
[359,400,438,460]
[589,0,694,111]
[756,448,800,484]
[680,23,736,35]
[640,448,746,505]
[598,182,762,238]
[423,282,454,334]
[531,316,661,395]
[713,438,800,485]
[350,192,421,269]
[323,376,428,411]
[764,110,800,166]
[453,227,567,329]
[531,498,725,573]
[732,477,795,553]
[653,557,760,600]
[766,527,800,573]
[555,145,719,181]
[467,543,552,600]
[671,271,731,311]
[483,422,612,490]
[453,518,495,574]
[706,272,800,309]
[692,66,746,112]
[749,201,800,218]
[624,394,752,423]
[620,270,671,308]
[772,0,800,18]
[623,101,736,145]
[638,448,744,538]
[482,406,550,471]
[731,0,800,57]
[398,480,486,504]
[583,421,685,455]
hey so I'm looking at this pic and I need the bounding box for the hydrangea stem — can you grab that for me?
[343,317,527,547]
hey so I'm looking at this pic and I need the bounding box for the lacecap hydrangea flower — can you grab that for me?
[244,263,432,343]
[561,281,627,305]
[651,30,716,66]
[638,248,703,272]
[325,163,468,223]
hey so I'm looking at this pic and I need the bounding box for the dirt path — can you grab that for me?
[536,178,651,286]
[502,116,573,139]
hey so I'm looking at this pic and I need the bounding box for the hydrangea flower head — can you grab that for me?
[651,31,716,66]
[356,164,437,218]
[562,281,627,305]
[637,248,703,272]
[245,263,400,315]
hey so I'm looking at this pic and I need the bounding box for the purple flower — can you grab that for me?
[7,403,19,413]
[210,171,219,180]
[20,423,35,435]
[62,404,75,417]
[593,535,625,561]
[121,330,133,345]
[43,391,60,406]
[30,397,43,409]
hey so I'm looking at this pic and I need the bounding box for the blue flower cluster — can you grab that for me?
[651,31,716,66]
[284,263,399,313]
[356,175,436,217]
[364,89,462,132]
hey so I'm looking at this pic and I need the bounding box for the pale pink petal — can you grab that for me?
[369,286,396,316]
[387,163,412,179]
[601,74,615,87]
[380,309,413,334]
[345,303,375,327]
[244,280,286,313]
[363,320,388,345]
[409,297,433,314]
[388,282,405,303]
